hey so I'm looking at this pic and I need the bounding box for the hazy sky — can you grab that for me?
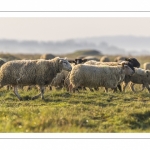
[1,17,150,41]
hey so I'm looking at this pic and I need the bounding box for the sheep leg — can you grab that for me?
[69,84,78,93]
[32,86,45,100]
[104,87,108,92]
[94,87,99,91]
[27,86,32,91]
[129,82,135,92]
[130,83,146,92]
[82,87,87,90]
[68,84,73,93]
[122,82,128,92]
[89,88,94,92]
[145,84,150,93]
[112,87,117,93]
[40,86,45,99]
[13,85,22,100]
[49,85,52,91]
[117,84,122,92]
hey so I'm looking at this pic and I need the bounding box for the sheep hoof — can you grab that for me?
[18,97,23,101]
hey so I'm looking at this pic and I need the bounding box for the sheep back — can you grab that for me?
[70,64,124,89]
[0,57,61,87]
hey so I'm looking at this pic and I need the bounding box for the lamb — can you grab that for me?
[143,62,150,70]
[69,62,135,92]
[122,69,150,93]
[50,63,75,91]
[0,57,72,100]
[51,70,70,89]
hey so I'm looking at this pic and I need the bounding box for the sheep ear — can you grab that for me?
[58,58,63,63]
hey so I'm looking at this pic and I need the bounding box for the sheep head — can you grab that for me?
[59,58,72,72]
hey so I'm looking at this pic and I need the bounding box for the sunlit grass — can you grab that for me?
[0,84,150,133]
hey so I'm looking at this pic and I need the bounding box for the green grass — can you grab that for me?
[0,86,150,133]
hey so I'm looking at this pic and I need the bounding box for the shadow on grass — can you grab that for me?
[125,111,150,130]
[69,100,116,107]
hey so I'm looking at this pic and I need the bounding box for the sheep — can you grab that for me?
[0,57,72,100]
[100,56,110,62]
[84,60,131,92]
[69,62,135,93]
[40,53,55,60]
[50,63,76,91]
[122,69,150,93]
[84,58,140,92]
[51,70,70,90]
[64,72,72,91]
[125,58,140,68]
[114,56,127,62]
[83,56,99,61]
[84,60,118,66]
[68,58,87,65]
[143,62,150,70]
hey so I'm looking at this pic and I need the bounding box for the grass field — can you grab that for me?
[0,85,150,133]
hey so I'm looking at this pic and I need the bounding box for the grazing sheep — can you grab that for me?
[100,56,110,62]
[69,63,135,92]
[143,62,150,70]
[122,69,150,93]
[0,57,72,100]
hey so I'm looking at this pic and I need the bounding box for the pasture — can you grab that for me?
[0,54,149,133]
[0,85,150,133]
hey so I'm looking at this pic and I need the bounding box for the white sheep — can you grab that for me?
[84,60,129,92]
[122,69,150,93]
[0,57,72,100]
[69,63,134,93]
[143,62,150,70]
[51,70,70,89]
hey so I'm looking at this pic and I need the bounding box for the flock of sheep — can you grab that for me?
[0,54,149,100]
